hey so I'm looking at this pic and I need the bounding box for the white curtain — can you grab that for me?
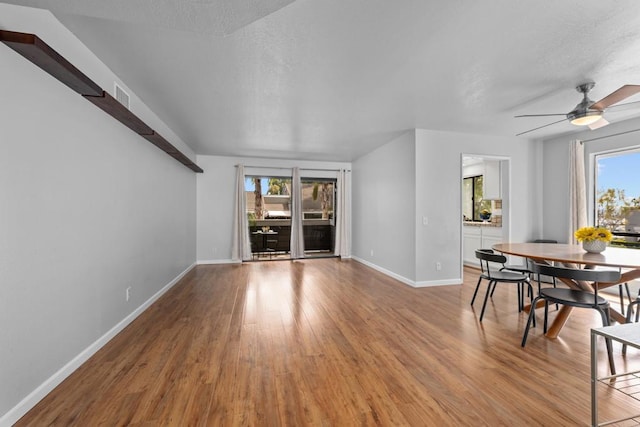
[290,167,305,259]
[231,164,252,261]
[568,140,587,244]
[334,169,351,258]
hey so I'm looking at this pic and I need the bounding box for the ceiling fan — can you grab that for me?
[515,82,640,136]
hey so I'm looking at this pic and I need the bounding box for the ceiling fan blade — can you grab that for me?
[514,113,566,118]
[516,118,568,136]
[588,117,609,130]
[605,99,640,112]
[591,85,640,111]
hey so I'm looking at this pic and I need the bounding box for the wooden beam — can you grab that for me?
[1,30,203,173]
[83,91,154,136]
[144,132,204,172]
[141,131,179,153]
[168,151,204,173]
[0,30,102,96]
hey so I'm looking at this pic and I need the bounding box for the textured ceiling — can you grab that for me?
[4,0,640,161]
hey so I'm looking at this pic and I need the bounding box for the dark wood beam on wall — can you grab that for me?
[141,131,203,172]
[84,92,154,136]
[0,30,203,173]
[142,131,179,154]
[0,30,102,96]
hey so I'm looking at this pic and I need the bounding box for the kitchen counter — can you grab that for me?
[463,221,501,228]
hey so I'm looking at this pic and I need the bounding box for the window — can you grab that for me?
[462,175,491,221]
[245,176,291,219]
[594,148,640,248]
[301,179,335,221]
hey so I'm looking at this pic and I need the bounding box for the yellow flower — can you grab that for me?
[574,227,613,242]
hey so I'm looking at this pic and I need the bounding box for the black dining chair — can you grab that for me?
[503,239,558,286]
[618,281,633,316]
[501,239,560,308]
[472,249,533,322]
[521,262,621,375]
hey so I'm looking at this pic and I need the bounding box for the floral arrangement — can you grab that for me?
[574,226,613,243]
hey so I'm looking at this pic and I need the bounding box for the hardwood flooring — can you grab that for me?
[16,259,640,426]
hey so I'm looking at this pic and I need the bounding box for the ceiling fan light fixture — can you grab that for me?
[568,110,602,126]
[516,82,639,135]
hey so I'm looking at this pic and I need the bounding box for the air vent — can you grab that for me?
[114,83,130,109]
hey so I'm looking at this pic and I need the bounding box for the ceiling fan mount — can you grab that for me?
[515,82,640,136]
[575,81,596,96]
[566,82,601,126]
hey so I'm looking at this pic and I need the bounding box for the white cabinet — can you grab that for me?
[481,227,503,252]
[463,225,503,266]
[483,160,501,200]
[463,226,482,266]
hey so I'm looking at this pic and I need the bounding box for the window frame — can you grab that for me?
[463,175,490,222]
[592,146,640,248]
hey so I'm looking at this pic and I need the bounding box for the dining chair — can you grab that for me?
[618,281,633,316]
[521,262,621,375]
[503,239,558,289]
[503,239,561,311]
[470,249,501,306]
[482,248,535,303]
[472,249,533,322]
[593,267,631,316]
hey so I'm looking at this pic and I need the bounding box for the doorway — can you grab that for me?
[461,155,511,274]
[301,178,336,258]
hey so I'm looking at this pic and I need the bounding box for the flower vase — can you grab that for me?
[582,239,606,253]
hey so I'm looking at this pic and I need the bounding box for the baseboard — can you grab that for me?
[197,258,240,265]
[352,257,460,288]
[198,257,351,265]
[0,262,196,427]
[413,278,462,287]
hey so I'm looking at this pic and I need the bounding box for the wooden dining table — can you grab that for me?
[492,242,640,338]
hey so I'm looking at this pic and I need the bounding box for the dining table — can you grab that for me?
[492,242,640,338]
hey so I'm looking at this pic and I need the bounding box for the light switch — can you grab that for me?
[422,216,428,226]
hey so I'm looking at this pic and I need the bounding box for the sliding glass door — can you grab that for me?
[245,175,337,259]
[301,179,336,257]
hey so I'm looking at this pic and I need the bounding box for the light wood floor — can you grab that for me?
[16,259,640,426]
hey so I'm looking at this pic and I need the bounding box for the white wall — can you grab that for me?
[0,5,196,424]
[351,131,417,282]
[415,129,540,282]
[351,129,540,286]
[542,116,640,241]
[196,155,351,263]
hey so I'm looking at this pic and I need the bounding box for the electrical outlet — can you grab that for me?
[370,249,374,256]
[436,261,442,271]
[126,286,131,302]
